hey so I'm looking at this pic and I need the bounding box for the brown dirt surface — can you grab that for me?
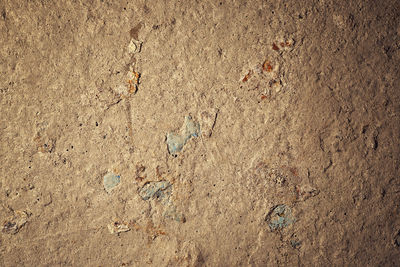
[1,0,400,266]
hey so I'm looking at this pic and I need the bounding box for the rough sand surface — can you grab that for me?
[1,0,400,266]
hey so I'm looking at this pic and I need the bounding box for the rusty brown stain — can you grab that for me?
[127,70,140,94]
[262,60,273,72]
[129,23,142,39]
[242,70,253,82]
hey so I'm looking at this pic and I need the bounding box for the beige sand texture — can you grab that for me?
[1,0,400,266]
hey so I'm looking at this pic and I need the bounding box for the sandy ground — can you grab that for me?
[1,0,400,266]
